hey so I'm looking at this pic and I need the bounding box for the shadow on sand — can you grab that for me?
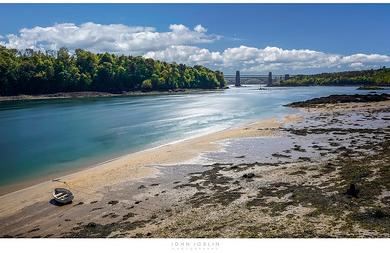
[49,199,72,206]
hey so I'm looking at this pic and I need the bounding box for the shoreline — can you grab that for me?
[0,98,389,238]
[3,90,387,197]
[0,114,291,196]
[0,117,261,198]
[0,114,298,218]
[0,89,224,102]
[270,84,390,88]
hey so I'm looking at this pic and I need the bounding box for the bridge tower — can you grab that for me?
[268,72,272,86]
[235,70,241,87]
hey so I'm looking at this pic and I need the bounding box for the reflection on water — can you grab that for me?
[0,86,373,185]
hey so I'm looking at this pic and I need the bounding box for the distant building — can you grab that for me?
[235,71,241,87]
[284,74,290,80]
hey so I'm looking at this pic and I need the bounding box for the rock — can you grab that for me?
[242,173,255,179]
[373,209,386,219]
[86,222,97,228]
[345,183,359,198]
[287,93,390,108]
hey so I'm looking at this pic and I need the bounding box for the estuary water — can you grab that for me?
[0,85,373,187]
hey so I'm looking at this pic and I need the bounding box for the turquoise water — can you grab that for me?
[0,86,373,186]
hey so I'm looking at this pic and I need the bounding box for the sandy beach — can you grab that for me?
[0,97,389,238]
[0,115,291,216]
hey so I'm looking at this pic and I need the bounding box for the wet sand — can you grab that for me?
[0,99,389,238]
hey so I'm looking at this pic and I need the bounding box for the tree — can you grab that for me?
[0,46,227,96]
[141,79,152,91]
[280,68,390,86]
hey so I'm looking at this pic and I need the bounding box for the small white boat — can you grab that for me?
[53,188,74,204]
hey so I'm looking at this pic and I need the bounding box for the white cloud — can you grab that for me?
[1,22,390,73]
[144,44,390,73]
[350,62,364,69]
[144,45,222,66]
[341,53,390,64]
[1,22,218,55]
[194,24,207,33]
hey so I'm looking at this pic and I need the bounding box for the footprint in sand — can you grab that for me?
[122,212,136,221]
[28,227,40,233]
[102,212,119,218]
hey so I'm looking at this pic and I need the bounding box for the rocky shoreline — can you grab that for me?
[287,93,390,107]
[0,89,220,102]
[1,95,389,238]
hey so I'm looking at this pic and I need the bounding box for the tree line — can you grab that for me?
[0,46,226,96]
[280,67,390,86]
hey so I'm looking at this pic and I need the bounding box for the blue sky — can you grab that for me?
[1,4,390,74]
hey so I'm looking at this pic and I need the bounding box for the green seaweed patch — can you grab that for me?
[238,222,333,238]
[188,189,242,208]
[62,211,162,238]
[350,207,390,234]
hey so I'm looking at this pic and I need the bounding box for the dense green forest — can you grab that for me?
[280,67,390,86]
[0,46,226,96]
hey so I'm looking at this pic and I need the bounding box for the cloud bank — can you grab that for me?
[1,22,389,73]
[1,22,217,55]
[145,45,390,73]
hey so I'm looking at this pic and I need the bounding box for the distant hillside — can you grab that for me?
[279,67,390,86]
